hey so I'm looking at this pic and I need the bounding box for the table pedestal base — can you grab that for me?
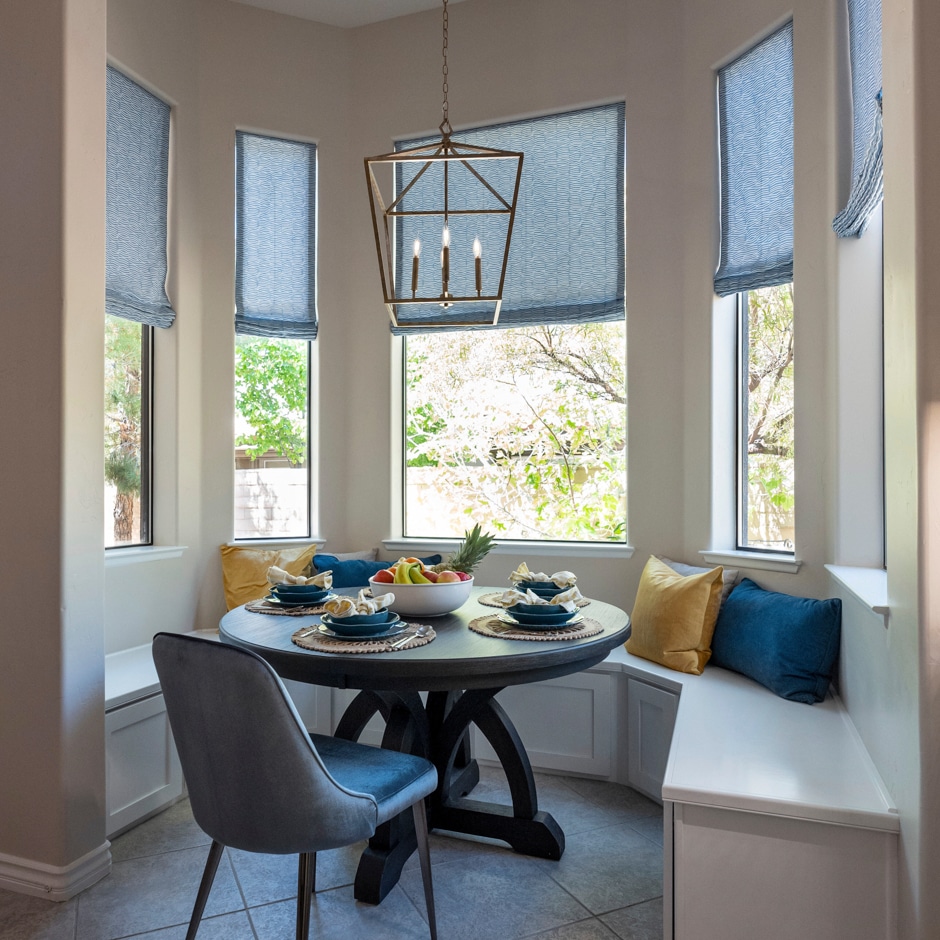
[334,687,565,904]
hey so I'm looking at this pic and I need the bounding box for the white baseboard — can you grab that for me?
[0,841,111,901]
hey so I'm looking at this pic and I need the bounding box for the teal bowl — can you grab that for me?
[508,604,578,625]
[321,610,394,635]
[272,584,330,603]
[515,580,560,598]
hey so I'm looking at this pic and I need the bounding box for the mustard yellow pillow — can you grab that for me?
[219,543,318,610]
[626,555,724,674]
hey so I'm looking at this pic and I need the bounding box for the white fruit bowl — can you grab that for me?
[369,576,474,617]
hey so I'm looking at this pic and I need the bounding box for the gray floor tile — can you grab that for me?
[533,822,662,915]
[227,842,362,907]
[526,917,622,939]
[468,765,628,836]
[0,888,77,940]
[601,898,664,940]
[110,798,210,863]
[397,850,591,940]
[624,814,663,847]
[559,778,663,823]
[75,846,243,940]
[121,909,256,938]
[248,884,431,940]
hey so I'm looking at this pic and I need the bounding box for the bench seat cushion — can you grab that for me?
[710,578,841,704]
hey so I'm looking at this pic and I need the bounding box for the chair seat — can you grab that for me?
[311,734,437,825]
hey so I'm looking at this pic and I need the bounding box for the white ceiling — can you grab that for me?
[229,0,468,29]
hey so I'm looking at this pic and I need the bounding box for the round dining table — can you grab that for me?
[219,585,630,904]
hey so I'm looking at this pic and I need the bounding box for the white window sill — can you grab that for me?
[825,564,889,619]
[699,549,801,574]
[383,539,635,560]
[225,539,325,549]
[105,545,187,567]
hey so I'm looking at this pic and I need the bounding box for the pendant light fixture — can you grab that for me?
[365,0,524,330]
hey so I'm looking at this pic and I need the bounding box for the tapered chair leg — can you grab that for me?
[412,799,437,940]
[186,840,225,940]
[296,851,316,940]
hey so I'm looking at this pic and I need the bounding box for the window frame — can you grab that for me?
[734,286,795,556]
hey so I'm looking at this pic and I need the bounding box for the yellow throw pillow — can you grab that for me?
[219,543,318,610]
[626,555,724,674]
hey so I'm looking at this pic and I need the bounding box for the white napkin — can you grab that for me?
[497,586,583,612]
[323,589,395,618]
[266,566,333,590]
[508,562,578,588]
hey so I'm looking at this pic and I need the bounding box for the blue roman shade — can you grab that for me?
[714,23,794,298]
[392,103,625,334]
[832,0,883,238]
[235,132,318,340]
[106,66,175,328]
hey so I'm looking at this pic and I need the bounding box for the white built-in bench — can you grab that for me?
[598,646,899,940]
[104,632,217,837]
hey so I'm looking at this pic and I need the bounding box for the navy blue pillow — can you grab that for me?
[312,554,442,588]
[710,578,841,704]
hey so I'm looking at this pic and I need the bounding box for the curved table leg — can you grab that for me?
[334,690,429,904]
[432,687,565,860]
[333,686,564,904]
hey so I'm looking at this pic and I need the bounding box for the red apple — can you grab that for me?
[372,568,395,583]
[456,571,472,581]
[422,569,440,582]
[436,570,461,583]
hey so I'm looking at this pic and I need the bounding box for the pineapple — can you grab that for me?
[430,523,496,576]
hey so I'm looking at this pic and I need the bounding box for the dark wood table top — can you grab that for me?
[219,586,631,692]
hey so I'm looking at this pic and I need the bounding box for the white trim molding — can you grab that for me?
[699,549,802,574]
[0,841,111,900]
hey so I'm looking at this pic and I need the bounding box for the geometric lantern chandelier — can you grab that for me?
[365,0,523,330]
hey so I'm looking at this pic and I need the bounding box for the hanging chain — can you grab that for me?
[440,0,452,136]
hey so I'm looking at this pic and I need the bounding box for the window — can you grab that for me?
[716,24,794,555]
[234,132,317,539]
[737,284,794,551]
[401,104,626,543]
[105,66,175,548]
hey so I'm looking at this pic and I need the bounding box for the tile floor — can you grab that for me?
[1,766,663,940]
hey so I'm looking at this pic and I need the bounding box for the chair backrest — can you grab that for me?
[153,632,378,854]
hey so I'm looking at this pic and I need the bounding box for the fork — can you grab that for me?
[389,624,432,649]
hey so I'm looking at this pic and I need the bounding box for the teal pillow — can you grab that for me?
[313,554,442,588]
[710,578,841,704]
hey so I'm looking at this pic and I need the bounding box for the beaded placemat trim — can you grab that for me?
[468,614,602,642]
[291,625,436,653]
[245,599,330,616]
[477,592,591,609]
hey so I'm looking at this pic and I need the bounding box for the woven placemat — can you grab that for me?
[477,592,591,609]
[468,614,603,642]
[245,598,330,617]
[291,624,436,654]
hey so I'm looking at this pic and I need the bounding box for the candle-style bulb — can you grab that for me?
[473,237,482,295]
[441,225,450,289]
[411,239,421,296]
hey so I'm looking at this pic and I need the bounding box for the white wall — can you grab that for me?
[0,0,108,883]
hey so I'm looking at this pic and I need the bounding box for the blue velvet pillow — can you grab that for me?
[312,554,442,588]
[710,578,841,704]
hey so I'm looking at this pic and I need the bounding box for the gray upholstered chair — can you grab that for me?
[152,632,438,940]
